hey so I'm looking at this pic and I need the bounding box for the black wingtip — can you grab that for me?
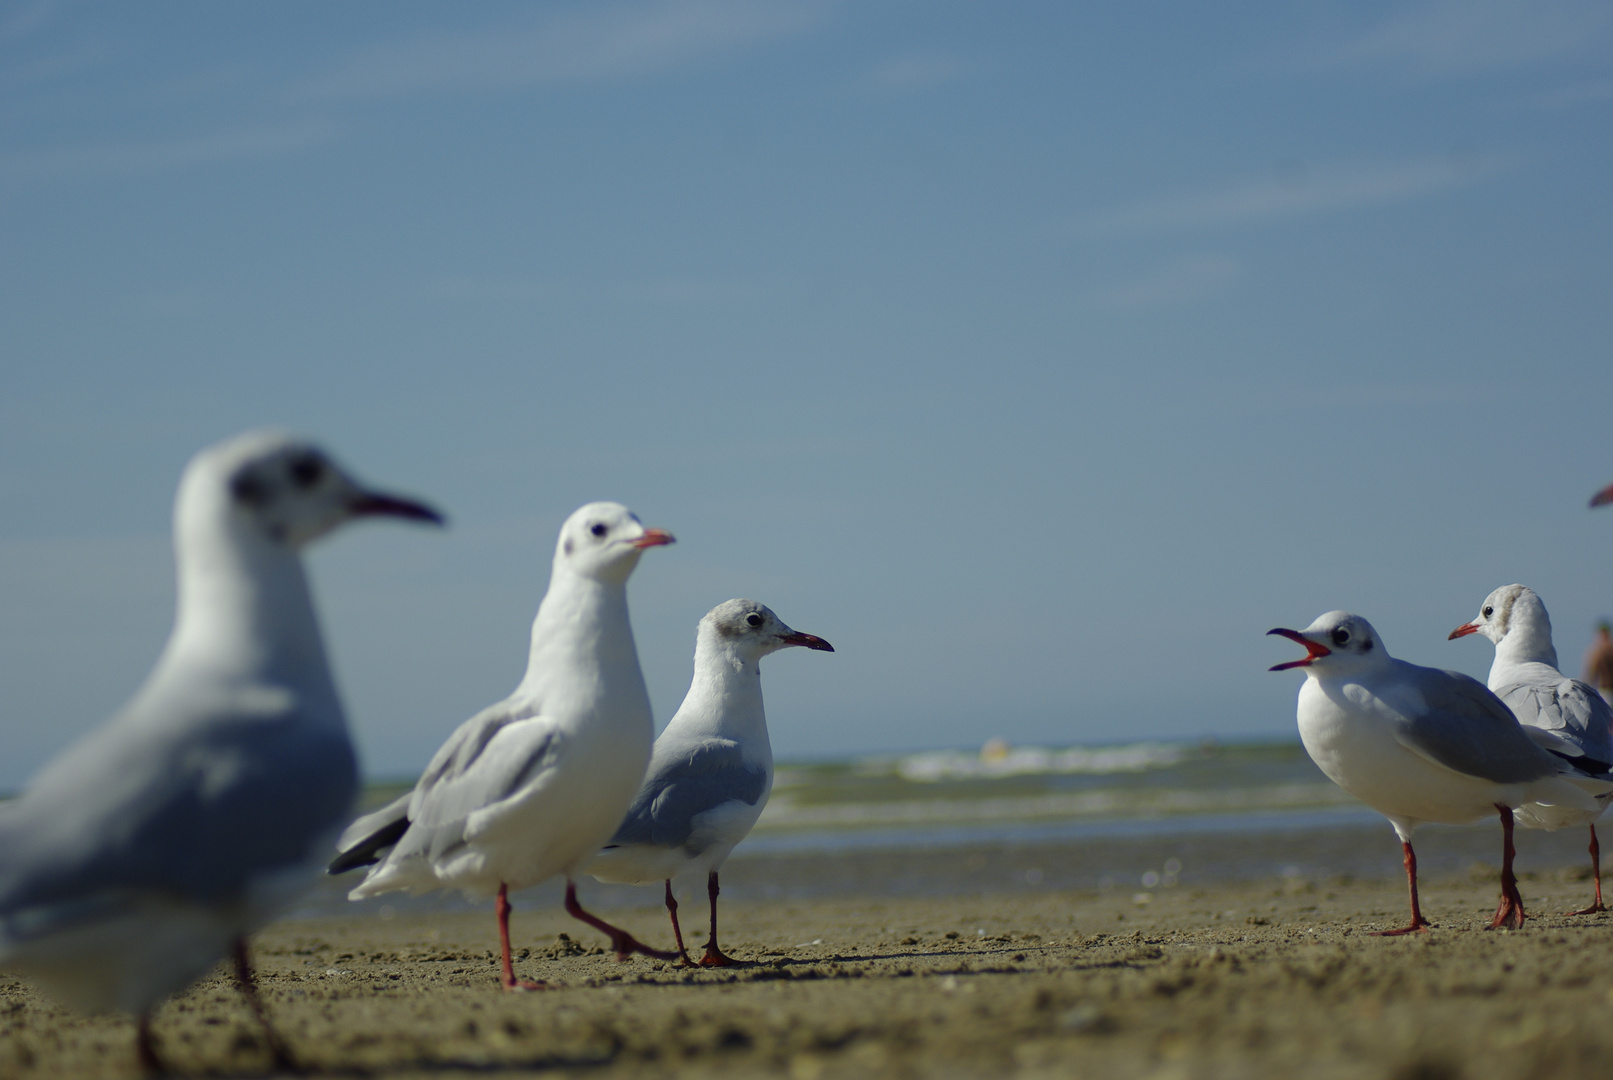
[327,816,411,875]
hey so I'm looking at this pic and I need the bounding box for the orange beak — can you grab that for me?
[1267,627,1330,671]
[630,528,675,549]
[1592,482,1613,509]
[1448,621,1481,640]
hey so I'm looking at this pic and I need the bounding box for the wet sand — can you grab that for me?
[2,841,1611,1080]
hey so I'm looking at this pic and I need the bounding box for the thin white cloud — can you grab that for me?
[1328,0,1613,76]
[1088,254,1239,310]
[867,50,974,90]
[0,120,337,178]
[1077,156,1504,236]
[302,0,829,100]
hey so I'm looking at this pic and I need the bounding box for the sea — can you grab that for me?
[290,737,1602,920]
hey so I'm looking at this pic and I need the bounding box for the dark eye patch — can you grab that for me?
[231,472,271,507]
[289,455,324,488]
[1330,628,1351,647]
[590,523,608,538]
[1483,606,1493,618]
[745,612,763,627]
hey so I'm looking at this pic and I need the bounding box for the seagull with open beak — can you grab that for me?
[1268,610,1612,934]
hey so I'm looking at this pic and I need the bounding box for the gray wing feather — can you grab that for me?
[380,707,565,866]
[0,692,356,936]
[1493,679,1613,768]
[609,740,766,852]
[1392,665,1560,785]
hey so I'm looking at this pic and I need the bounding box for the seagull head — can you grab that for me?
[186,430,443,550]
[702,599,834,664]
[1448,584,1533,645]
[1268,611,1384,674]
[1449,583,1556,666]
[554,501,674,584]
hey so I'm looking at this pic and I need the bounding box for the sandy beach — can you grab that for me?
[3,825,1612,1080]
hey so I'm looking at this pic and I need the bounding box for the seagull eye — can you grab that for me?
[590,523,608,538]
[289,456,324,489]
[1330,628,1351,647]
[1482,606,1493,618]
[745,613,763,628]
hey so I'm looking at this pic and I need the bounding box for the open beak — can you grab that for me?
[1267,627,1330,671]
[780,631,834,652]
[351,491,446,526]
[630,528,675,549]
[1448,621,1481,640]
[1592,482,1613,509]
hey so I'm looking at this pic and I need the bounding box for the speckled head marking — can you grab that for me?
[1448,584,1531,645]
[701,599,834,657]
[193,430,442,549]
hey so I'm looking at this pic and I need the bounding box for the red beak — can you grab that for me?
[350,491,445,525]
[630,528,675,549]
[1448,621,1481,641]
[1267,627,1330,671]
[780,631,834,652]
[1592,482,1613,509]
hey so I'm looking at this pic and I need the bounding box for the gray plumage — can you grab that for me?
[1393,667,1568,786]
[606,740,768,853]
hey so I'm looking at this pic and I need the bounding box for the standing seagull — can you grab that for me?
[586,600,833,966]
[1450,585,1613,913]
[0,430,442,1073]
[1268,611,1612,934]
[330,502,675,989]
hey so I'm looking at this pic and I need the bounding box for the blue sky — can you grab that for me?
[3,1,1612,787]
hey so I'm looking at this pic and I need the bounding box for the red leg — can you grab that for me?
[136,1013,163,1076]
[231,938,298,1071]
[699,870,735,966]
[496,884,548,990]
[665,880,696,966]
[1566,824,1607,915]
[1488,805,1527,930]
[1373,840,1431,936]
[564,880,678,962]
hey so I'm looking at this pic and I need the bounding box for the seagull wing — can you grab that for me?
[1387,665,1561,786]
[607,739,766,853]
[368,700,569,871]
[0,687,356,943]
[1493,677,1613,772]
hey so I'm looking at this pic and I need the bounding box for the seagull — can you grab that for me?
[0,430,441,1074]
[329,502,675,989]
[1592,480,1613,508]
[1268,611,1613,934]
[585,599,833,966]
[1449,585,1613,914]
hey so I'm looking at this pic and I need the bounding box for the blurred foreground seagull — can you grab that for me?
[1592,479,1613,508]
[586,600,833,965]
[0,431,442,1074]
[1268,611,1612,934]
[330,503,675,989]
[1450,585,1613,913]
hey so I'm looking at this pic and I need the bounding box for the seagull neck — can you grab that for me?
[515,571,646,709]
[1494,609,1559,672]
[162,521,336,691]
[680,633,768,743]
